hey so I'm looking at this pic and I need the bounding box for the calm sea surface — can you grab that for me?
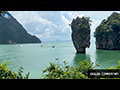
[0,41,120,79]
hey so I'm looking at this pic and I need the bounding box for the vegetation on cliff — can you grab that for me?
[0,11,41,44]
[94,12,120,50]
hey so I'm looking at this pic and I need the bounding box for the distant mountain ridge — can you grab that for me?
[0,11,41,44]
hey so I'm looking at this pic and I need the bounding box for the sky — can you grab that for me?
[9,11,120,42]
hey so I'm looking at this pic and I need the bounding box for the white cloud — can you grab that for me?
[67,12,85,20]
[9,11,60,37]
[8,11,120,42]
[62,14,70,24]
[62,26,71,33]
[91,19,101,33]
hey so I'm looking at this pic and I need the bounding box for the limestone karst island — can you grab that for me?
[70,16,91,53]
[70,12,120,53]
[1,11,120,79]
[94,12,120,50]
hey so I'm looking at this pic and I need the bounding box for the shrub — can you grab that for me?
[1,59,120,79]
[0,61,30,79]
[41,60,96,79]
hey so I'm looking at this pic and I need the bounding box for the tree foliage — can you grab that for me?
[42,60,96,79]
[1,59,120,79]
[0,61,30,79]
[94,12,120,44]
[72,16,91,39]
[42,59,120,79]
[83,16,92,26]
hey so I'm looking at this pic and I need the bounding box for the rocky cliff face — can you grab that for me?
[94,12,120,50]
[70,16,91,53]
[0,11,41,44]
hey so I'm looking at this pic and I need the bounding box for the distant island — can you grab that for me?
[0,11,41,44]
[94,12,120,50]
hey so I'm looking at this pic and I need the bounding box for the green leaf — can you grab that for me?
[20,67,23,69]
[0,60,3,63]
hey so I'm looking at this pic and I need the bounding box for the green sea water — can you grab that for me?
[0,41,120,79]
